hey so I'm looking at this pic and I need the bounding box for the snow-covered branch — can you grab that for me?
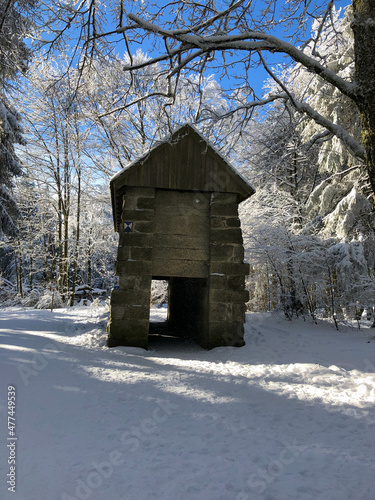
[293,99,364,160]
[259,55,365,161]
[126,13,358,102]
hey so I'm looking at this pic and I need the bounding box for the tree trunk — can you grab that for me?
[62,210,69,298]
[28,209,33,290]
[60,127,70,301]
[43,233,50,283]
[57,193,63,294]
[16,237,23,298]
[29,253,33,291]
[87,229,92,287]
[70,167,81,307]
[14,244,19,295]
[352,0,375,196]
[50,232,57,286]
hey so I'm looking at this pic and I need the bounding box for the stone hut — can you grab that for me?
[108,124,255,349]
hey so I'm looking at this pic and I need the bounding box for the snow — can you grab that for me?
[323,187,370,239]
[1,307,374,500]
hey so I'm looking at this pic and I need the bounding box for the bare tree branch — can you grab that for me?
[126,12,358,101]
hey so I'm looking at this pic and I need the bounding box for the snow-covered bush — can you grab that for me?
[90,297,108,309]
[150,280,168,307]
[22,289,40,307]
[35,290,64,309]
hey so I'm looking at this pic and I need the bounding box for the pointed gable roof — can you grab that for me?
[110,123,255,231]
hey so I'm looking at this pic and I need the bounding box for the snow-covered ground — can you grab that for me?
[0,306,374,500]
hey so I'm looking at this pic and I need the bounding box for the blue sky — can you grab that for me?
[115,0,353,98]
[36,1,353,102]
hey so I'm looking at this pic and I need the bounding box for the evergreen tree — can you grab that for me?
[0,0,36,236]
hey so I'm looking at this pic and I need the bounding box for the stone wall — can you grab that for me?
[108,188,249,349]
[107,187,155,348]
[207,193,249,348]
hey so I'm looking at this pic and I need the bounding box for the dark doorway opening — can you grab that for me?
[149,277,208,346]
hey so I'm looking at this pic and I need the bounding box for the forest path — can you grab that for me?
[0,307,374,500]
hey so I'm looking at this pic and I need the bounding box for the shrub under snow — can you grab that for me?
[35,290,64,309]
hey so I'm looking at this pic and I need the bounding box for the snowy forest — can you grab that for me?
[1,0,375,324]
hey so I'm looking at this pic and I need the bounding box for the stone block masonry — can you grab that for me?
[108,187,250,349]
[206,193,249,348]
[107,187,155,348]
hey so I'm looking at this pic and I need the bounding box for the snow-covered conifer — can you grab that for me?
[0,0,37,236]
